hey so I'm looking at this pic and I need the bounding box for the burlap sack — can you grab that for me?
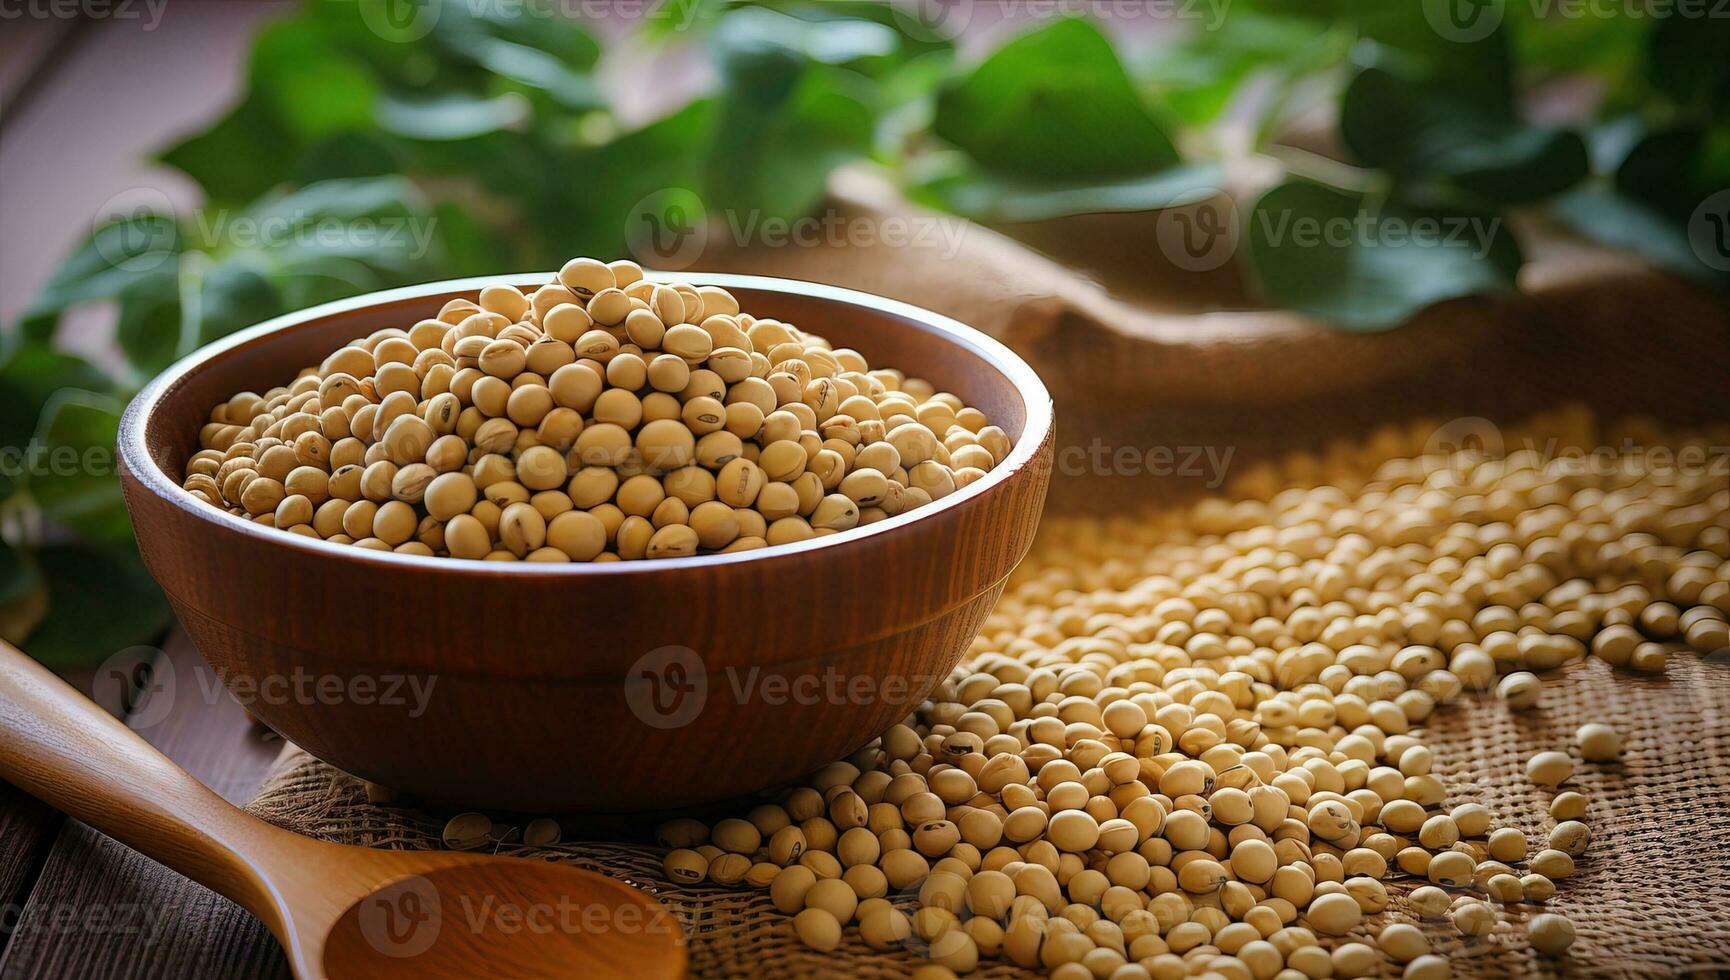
[699,168,1730,509]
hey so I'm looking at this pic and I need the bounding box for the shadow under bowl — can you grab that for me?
[119,273,1054,813]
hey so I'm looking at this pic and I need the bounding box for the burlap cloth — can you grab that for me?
[245,611,1730,979]
[701,168,1730,512]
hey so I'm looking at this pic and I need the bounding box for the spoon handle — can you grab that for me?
[0,641,292,929]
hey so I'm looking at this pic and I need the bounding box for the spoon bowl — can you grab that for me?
[317,854,682,978]
[0,641,685,980]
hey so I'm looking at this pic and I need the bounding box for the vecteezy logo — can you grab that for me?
[1154,189,1238,272]
[625,188,709,271]
[1422,0,1504,43]
[1424,416,1505,481]
[357,0,441,43]
[357,874,441,958]
[90,187,177,274]
[1689,189,1730,274]
[889,0,974,43]
[91,646,176,731]
[623,645,707,729]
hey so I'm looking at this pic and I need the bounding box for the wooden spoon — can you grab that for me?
[0,641,686,979]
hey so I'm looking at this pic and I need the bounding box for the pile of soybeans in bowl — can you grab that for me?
[180,258,1009,561]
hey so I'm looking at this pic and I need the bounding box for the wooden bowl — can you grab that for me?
[118,273,1054,813]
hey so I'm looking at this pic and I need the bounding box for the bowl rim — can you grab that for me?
[120,271,1053,576]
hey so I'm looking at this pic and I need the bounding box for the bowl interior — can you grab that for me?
[135,273,1047,561]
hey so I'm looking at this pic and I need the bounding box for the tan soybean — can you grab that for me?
[185,257,1001,562]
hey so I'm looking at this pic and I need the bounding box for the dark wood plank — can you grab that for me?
[0,785,59,956]
[0,630,290,980]
[0,671,105,958]
[1,668,144,958]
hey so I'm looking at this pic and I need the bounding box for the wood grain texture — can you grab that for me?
[117,274,1056,812]
[0,784,58,957]
[0,632,288,980]
[0,824,289,980]
[0,639,685,980]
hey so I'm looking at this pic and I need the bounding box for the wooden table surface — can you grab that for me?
[1,7,299,977]
[0,631,291,979]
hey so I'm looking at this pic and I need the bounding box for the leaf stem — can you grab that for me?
[174,251,209,364]
[1263,144,1380,193]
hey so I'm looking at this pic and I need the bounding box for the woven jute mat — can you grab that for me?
[245,617,1730,979]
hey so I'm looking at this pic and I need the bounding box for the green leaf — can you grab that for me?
[251,18,381,140]
[1245,180,1522,330]
[911,160,1225,224]
[545,100,717,260]
[115,270,183,377]
[295,130,400,183]
[804,18,912,65]
[873,50,955,162]
[1551,187,1712,283]
[1557,118,1730,285]
[296,0,438,76]
[698,9,885,221]
[463,39,604,110]
[877,47,953,112]
[238,177,441,279]
[158,13,386,201]
[433,201,517,278]
[241,175,426,235]
[192,257,286,347]
[394,129,551,199]
[1508,5,1649,98]
[1228,0,1512,98]
[430,4,603,110]
[377,90,531,140]
[1615,126,1700,219]
[712,6,903,76]
[1431,126,1588,205]
[709,7,808,103]
[934,18,1179,182]
[1340,63,1588,204]
[159,95,296,204]
[1583,115,1648,175]
[1647,10,1730,114]
[20,214,183,328]
[22,545,169,667]
[29,391,131,545]
[0,539,37,606]
[780,0,958,67]
[436,1,602,72]
[1613,124,1730,221]
[0,345,112,460]
[1141,14,1352,127]
[206,178,440,309]
[706,68,875,221]
[269,255,390,311]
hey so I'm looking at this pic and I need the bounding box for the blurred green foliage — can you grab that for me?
[1,0,1724,662]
